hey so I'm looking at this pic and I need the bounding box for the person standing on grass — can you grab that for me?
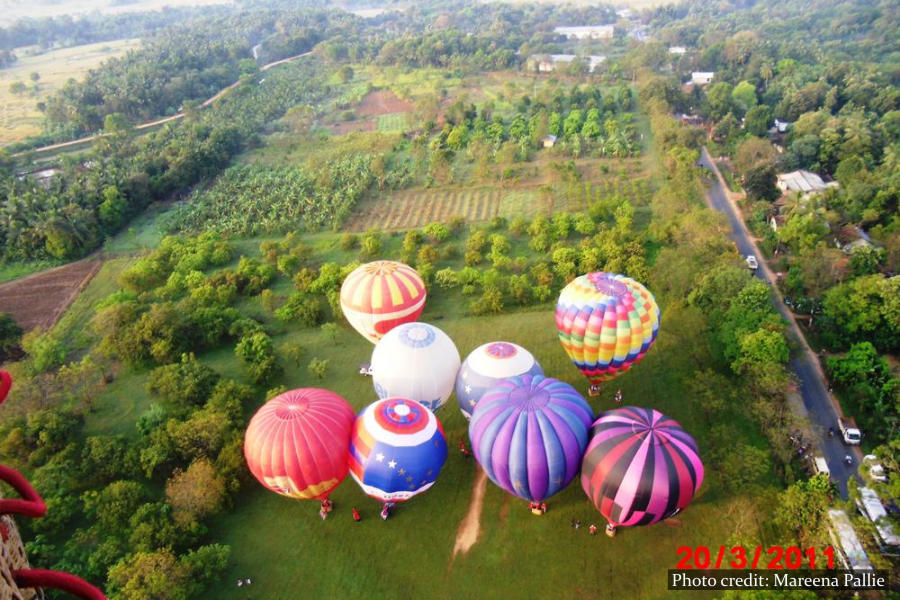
[589,524,597,535]
[352,507,361,522]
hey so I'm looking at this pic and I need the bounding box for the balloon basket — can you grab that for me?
[588,385,601,397]
[605,524,616,538]
[531,508,543,516]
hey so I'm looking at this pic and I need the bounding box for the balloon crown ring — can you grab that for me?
[586,273,629,297]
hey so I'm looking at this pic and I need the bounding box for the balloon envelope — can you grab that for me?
[469,374,594,503]
[244,388,355,501]
[349,398,447,503]
[581,406,704,528]
[456,342,543,420]
[371,322,460,411]
[0,370,11,405]
[555,272,660,386]
[340,260,426,344]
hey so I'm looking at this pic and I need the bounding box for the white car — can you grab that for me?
[745,255,758,270]
[863,455,887,482]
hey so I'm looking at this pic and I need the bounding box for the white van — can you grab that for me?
[813,456,830,477]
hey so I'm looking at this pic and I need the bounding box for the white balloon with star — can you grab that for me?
[455,341,543,420]
[371,322,461,412]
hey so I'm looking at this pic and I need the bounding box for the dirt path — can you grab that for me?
[452,468,486,558]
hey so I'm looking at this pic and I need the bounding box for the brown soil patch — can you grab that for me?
[0,259,102,331]
[452,468,487,558]
[329,120,376,135]
[356,89,414,117]
[347,188,503,232]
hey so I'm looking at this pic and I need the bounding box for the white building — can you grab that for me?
[668,46,687,55]
[776,170,839,195]
[527,54,606,73]
[857,487,900,550]
[690,72,714,85]
[553,25,615,40]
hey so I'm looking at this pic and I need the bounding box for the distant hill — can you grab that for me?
[0,0,234,27]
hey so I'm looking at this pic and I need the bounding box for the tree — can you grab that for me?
[337,65,354,83]
[108,550,191,600]
[359,231,382,259]
[730,81,758,116]
[705,82,733,120]
[8,81,26,95]
[308,357,329,380]
[821,275,899,352]
[146,354,220,410]
[235,332,280,384]
[734,137,776,174]
[21,329,65,375]
[744,105,772,137]
[743,164,779,202]
[773,476,831,547]
[165,458,226,526]
[0,312,22,357]
[321,322,339,343]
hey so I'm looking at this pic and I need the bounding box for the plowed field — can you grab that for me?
[0,259,102,331]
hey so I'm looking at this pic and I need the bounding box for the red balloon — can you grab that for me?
[0,370,11,405]
[244,388,355,501]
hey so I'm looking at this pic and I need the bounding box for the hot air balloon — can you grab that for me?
[0,370,11,405]
[340,260,426,344]
[349,398,447,514]
[371,322,460,412]
[455,342,543,420]
[555,272,660,394]
[581,406,704,537]
[244,388,355,506]
[469,374,593,509]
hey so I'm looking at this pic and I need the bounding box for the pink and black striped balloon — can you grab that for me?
[581,406,703,528]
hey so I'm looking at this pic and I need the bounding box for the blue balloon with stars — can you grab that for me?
[349,398,448,503]
[455,342,543,420]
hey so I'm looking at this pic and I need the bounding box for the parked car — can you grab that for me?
[863,454,887,482]
[746,255,758,270]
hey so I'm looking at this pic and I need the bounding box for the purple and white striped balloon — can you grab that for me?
[469,374,593,503]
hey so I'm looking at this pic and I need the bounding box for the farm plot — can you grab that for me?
[376,112,409,132]
[348,188,504,231]
[0,259,102,331]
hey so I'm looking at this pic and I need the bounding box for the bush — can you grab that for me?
[0,312,22,356]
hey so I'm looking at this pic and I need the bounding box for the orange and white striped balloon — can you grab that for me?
[340,261,427,344]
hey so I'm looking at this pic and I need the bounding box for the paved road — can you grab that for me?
[698,148,862,499]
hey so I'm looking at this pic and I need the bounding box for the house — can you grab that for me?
[527,54,606,73]
[776,170,838,195]
[553,25,615,40]
[690,72,714,85]
[828,510,874,571]
[668,46,687,55]
[676,113,703,126]
[542,135,557,148]
[774,118,791,133]
[857,487,900,551]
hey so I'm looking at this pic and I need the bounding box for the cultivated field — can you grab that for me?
[327,88,415,135]
[348,188,506,231]
[0,258,102,331]
[0,39,141,144]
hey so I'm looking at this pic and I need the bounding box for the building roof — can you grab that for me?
[691,72,714,84]
[858,487,900,547]
[776,170,836,194]
[828,509,874,571]
[553,25,614,39]
[668,46,687,54]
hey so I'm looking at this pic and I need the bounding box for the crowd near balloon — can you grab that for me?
[243,263,703,534]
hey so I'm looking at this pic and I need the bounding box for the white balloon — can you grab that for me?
[371,322,461,412]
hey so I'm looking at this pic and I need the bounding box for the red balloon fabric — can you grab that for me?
[0,370,11,404]
[244,388,356,501]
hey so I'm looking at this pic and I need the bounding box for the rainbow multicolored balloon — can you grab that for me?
[456,342,543,420]
[349,398,448,503]
[581,406,703,531]
[469,374,593,503]
[371,322,460,412]
[243,388,356,501]
[340,260,427,344]
[555,272,660,388]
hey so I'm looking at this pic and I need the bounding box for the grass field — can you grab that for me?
[0,39,141,144]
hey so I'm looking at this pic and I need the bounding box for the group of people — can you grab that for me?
[318,498,333,520]
[236,578,252,587]
[571,520,603,536]
[528,501,548,515]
